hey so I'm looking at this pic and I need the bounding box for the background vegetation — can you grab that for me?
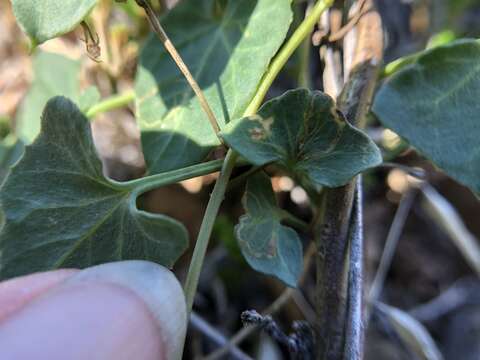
[0,0,479,359]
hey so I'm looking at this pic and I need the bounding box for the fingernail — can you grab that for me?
[66,261,187,360]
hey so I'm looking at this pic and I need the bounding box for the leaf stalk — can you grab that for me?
[244,0,334,115]
[183,150,238,313]
[86,90,135,118]
[110,159,225,193]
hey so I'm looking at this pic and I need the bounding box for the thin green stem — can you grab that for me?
[380,53,418,79]
[244,0,334,115]
[109,159,224,193]
[184,150,238,313]
[381,33,456,79]
[183,0,334,317]
[86,90,135,118]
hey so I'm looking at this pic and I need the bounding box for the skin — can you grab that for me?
[0,269,167,360]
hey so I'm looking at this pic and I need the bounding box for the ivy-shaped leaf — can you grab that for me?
[12,0,98,45]
[221,89,382,189]
[236,172,302,287]
[17,51,99,144]
[135,0,293,174]
[373,39,480,195]
[0,97,188,280]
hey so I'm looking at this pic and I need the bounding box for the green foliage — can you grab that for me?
[221,89,382,190]
[427,30,456,49]
[373,39,480,195]
[236,172,302,287]
[5,1,480,356]
[135,0,293,174]
[11,0,98,45]
[0,98,188,280]
[17,51,99,144]
[0,136,24,184]
[0,136,24,227]
[17,52,79,143]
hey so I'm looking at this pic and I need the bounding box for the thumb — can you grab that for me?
[0,261,187,360]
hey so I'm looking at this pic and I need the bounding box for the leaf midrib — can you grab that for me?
[52,193,128,268]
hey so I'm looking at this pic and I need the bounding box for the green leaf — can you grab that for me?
[373,39,480,195]
[0,97,188,280]
[0,135,24,183]
[12,0,97,45]
[221,89,382,189]
[0,136,24,229]
[17,51,84,144]
[427,30,456,49]
[17,51,100,144]
[135,0,293,174]
[236,172,302,287]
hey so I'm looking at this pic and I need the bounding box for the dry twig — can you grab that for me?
[315,1,383,358]
[204,244,317,360]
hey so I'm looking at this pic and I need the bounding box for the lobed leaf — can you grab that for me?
[135,0,293,174]
[12,0,98,45]
[373,39,480,195]
[0,97,188,280]
[236,172,302,287]
[221,89,382,190]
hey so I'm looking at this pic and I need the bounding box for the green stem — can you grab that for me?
[380,53,418,79]
[381,32,456,79]
[244,0,334,115]
[183,0,334,315]
[86,90,136,118]
[110,159,224,193]
[184,150,238,313]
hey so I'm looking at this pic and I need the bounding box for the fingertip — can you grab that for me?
[65,261,187,360]
[0,261,187,360]
[0,269,77,322]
